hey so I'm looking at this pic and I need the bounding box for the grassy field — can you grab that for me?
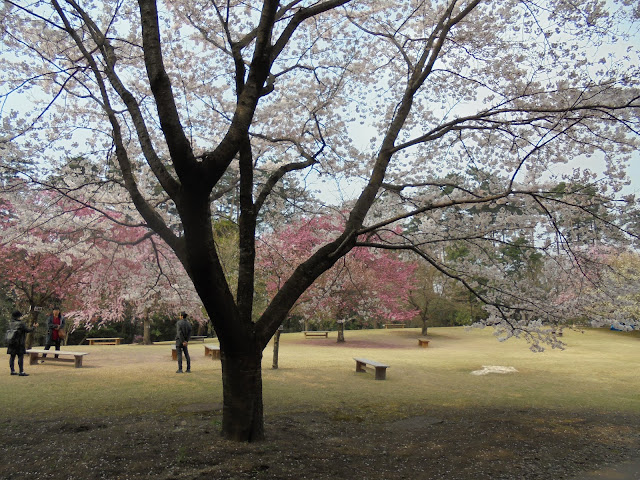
[2,326,638,421]
[2,327,639,480]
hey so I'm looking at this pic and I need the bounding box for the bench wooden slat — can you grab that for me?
[353,357,389,368]
[303,331,329,338]
[27,349,88,355]
[87,337,122,345]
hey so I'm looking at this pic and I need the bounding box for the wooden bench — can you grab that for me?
[303,331,329,338]
[26,349,89,368]
[87,337,122,345]
[204,344,221,359]
[418,338,430,348]
[172,343,218,360]
[171,345,180,360]
[384,324,405,329]
[353,357,390,380]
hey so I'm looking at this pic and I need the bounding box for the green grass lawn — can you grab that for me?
[2,327,638,421]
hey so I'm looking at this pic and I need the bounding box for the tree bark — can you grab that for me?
[220,347,265,441]
[25,310,41,350]
[143,316,152,345]
[271,328,281,369]
[337,320,345,343]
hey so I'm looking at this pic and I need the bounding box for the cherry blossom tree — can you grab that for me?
[0,180,203,342]
[555,247,640,330]
[592,251,640,329]
[0,183,100,345]
[1,0,639,441]
[258,214,419,334]
[0,246,85,346]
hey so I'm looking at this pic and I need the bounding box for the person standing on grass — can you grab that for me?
[175,312,192,373]
[42,306,65,360]
[7,310,38,376]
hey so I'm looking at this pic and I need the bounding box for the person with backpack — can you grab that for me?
[6,310,38,376]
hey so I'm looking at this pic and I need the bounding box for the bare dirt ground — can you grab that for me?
[1,406,639,479]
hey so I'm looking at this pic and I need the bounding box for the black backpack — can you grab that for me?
[4,321,21,346]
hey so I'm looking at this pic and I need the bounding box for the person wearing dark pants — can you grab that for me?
[42,306,65,360]
[7,310,38,376]
[175,312,192,373]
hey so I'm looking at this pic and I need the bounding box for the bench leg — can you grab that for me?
[172,350,177,361]
[74,356,83,368]
[29,352,38,365]
[355,360,366,373]
[374,367,387,380]
[211,351,221,360]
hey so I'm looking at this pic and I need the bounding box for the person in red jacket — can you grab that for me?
[42,306,65,360]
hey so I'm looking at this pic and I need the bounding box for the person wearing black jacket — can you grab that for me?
[7,310,38,376]
[175,312,192,373]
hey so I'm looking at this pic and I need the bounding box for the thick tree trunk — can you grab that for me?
[25,310,41,350]
[143,316,152,345]
[421,321,428,336]
[25,332,34,350]
[337,320,345,343]
[221,348,265,442]
[271,327,281,369]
